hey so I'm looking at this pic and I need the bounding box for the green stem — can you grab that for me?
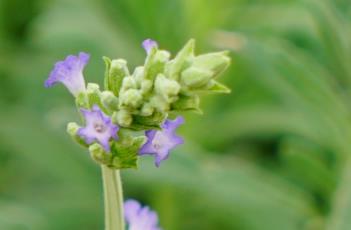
[101,165,125,230]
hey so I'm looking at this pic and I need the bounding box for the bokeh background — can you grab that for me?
[1,0,351,229]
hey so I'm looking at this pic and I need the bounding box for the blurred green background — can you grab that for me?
[1,0,351,229]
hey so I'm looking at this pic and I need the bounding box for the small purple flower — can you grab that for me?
[142,39,158,54]
[139,116,184,167]
[77,105,119,152]
[45,52,90,96]
[124,199,161,230]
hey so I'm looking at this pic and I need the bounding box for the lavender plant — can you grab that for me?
[45,39,230,230]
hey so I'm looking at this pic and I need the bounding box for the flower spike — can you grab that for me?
[77,105,119,152]
[45,52,90,96]
[139,116,184,167]
[46,39,230,169]
[124,199,161,230]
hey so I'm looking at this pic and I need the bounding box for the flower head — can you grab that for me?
[77,105,119,152]
[124,199,161,230]
[142,39,158,54]
[45,52,90,96]
[139,116,184,167]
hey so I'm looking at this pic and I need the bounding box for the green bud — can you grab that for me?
[133,66,144,86]
[75,92,89,108]
[150,94,170,112]
[121,76,137,91]
[101,91,119,111]
[180,67,213,88]
[191,51,230,78]
[104,57,130,96]
[87,83,101,106]
[166,39,195,80]
[155,74,180,102]
[140,79,153,95]
[67,122,88,147]
[119,89,143,109]
[86,83,109,114]
[89,143,112,166]
[171,94,202,113]
[112,110,132,127]
[144,50,170,81]
[140,103,154,116]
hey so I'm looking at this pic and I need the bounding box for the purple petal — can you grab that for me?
[78,52,90,66]
[142,39,158,54]
[77,127,95,144]
[124,200,141,222]
[163,116,184,132]
[98,136,111,152]
[124,199,161,230]
[139,130,157,155]
[77,105,119,152]
[45,52,90,96]
[139,116,184,167]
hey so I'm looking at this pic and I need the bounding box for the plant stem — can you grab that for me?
[101,165,125,230]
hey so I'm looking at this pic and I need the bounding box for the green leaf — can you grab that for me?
[110,135,146,169]
[106,59,130,96]
[128,112,167,131]
[166,39,195,81]
[205,80,231,94]
[103,56,112,90]
[171,94,202,113]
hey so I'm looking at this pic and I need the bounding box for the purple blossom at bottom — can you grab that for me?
[124,199,161,230]
[45,52,90,96]
[142,39,158,54]
[77,105,119,152]
[139,116,184,167]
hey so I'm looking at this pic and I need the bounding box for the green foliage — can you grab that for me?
[1,0,351,229]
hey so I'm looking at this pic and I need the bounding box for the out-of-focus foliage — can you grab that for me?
[1,0,351,229]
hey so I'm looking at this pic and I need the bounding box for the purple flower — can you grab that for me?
[124,199,161,230]
[139,116,184,167]
[77,105,119,152]
[45,52,90,96]
[142,39,158,54]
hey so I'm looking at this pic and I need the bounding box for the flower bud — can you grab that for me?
[140,103,154,116]
[155,74,180,102]
[104,57,130,96]
[67,122,89,147]
[86,83,109,113]
[191,51,230,78]
[101,91,119,111]
[140,79,153,95]
[112,110,133,127]
[166,39,195,80]
[87,83,101,106]
[150,94,170,112]
[133,66,144,86]
[119,89,143,109]
[75,92,89,108]
[121,76,137,91]
[144,50,170,81]
[180,67,212,88]
[89,143,111,165]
